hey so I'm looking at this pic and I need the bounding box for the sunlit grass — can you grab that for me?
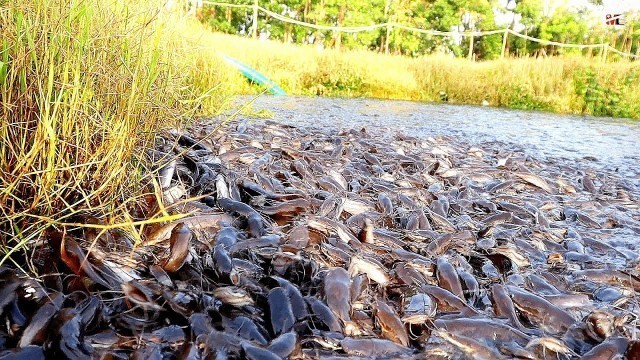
[0,0,225,262]
[199,32,640,118]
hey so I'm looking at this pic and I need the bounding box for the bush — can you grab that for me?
[573,68,633,118]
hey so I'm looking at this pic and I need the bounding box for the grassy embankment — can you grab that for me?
[201,32,640,119]
[0,0,231,262]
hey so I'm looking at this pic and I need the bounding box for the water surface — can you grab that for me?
[236,95,640,191]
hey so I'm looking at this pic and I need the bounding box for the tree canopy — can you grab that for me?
[197,0,640,60]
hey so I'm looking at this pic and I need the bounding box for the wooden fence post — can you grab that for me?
[501,29,508,59]
[252,0,258,39]
[468,33,474,60]
[385,22,393,54]
[601,44,608,63]
[384,0,393,54]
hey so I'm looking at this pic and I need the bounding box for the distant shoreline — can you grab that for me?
[205,33,640,120]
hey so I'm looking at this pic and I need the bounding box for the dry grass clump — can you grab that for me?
[0,0,221,263]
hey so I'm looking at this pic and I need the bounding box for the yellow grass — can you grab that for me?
[196,32,640,118]
[0,0,226,262]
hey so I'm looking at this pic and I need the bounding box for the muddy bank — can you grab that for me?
[1,119,639,359]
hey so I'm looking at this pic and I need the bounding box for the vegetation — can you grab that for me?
[198,0,640,59]
[0,0,225,262]
[207,33,640,118]
[0,0,638,264]
[196,0,640,117]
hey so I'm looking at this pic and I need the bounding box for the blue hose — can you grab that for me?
[222,55,287,96]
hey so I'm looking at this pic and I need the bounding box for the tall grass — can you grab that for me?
[0,0,223,262]
[202,32,640,119]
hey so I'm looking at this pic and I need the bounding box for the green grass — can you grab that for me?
[199,32,640,119]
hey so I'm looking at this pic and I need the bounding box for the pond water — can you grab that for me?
[235,95,640,191]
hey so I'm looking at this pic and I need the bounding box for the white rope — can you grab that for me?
[259,6,389,33]
[201,1,253,10]
[394,24,506,37]
[506,29,605,49]
[201,1,638,58]
[607,45,640,59]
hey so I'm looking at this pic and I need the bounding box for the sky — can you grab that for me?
[498,0,640,15]
[494,0,639,29]
[583,0,640,13]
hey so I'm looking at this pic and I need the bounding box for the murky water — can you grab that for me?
[235,95,640,191]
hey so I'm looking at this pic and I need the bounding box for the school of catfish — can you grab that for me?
[0,119,639,359]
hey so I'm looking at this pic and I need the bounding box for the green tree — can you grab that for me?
[538,7,589,55]
[509,0,544,56]
[196,0,614,60]
[198,0,253,35]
